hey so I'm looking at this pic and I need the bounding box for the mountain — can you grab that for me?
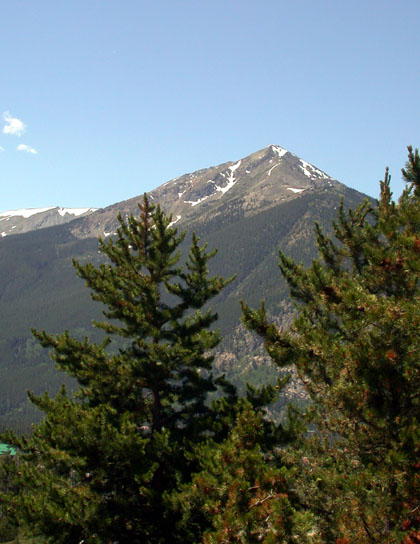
[0,145,369,431]
[0,207,97,237]
[66,145,341,239]
[0,145,345,240]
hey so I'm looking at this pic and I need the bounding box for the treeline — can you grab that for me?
[0,147,419,543]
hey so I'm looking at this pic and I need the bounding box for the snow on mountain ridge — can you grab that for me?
[0,206,98,238]
[0,207,56,218]
[57,207,98,217]
[151,144,337,219]
[271,145,288,159]
[0,207,97,218]
[299,159,331,180]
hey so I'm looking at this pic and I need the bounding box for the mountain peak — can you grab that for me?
[0,146,342,240]
[68,145,342,240]
[269,144,289,157]
[147,143,336,214]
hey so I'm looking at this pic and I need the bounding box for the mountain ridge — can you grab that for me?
[0,145,351,240]
[0,207,97,237]
[0,144,369,431]
[70,144,346,239]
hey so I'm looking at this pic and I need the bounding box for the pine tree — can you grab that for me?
[242,147,420,542]
[0,195,234,544]
[171,399,313,544]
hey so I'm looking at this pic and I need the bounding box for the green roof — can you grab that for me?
[0,443,16,455]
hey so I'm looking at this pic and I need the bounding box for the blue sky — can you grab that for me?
[1,0,419,211]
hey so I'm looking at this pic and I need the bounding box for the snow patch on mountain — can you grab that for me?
[267,162,281,176]
[215,160,241,195]
[229,160,241,174]
[299,159,330,180]
[271,145,288,159]
[0,207,56,218]
[0,207,97,219]
[287,187,305,194]
[168,215,182,227]
[184,196,209,207]
[57,207,97,217]
[266,146,288,176]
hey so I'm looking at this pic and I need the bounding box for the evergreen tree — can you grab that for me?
[171,399,313,544]
[242,147,420,542]
[0,195,234,544]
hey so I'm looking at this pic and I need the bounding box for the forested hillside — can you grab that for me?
[0,147,419,543]
[0,184,365,431]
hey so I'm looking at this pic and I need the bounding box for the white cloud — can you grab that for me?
[3,112,26,136]
[0,146,4,152]
[17,144,38,155]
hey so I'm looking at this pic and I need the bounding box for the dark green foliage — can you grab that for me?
[171,402,313,544]
[0,196,236,543]
[0,516,18,543]
[242,147,420,542]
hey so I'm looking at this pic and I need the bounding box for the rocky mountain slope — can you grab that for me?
[0,145,369,431]
[0,207,96,237]
[69,145,343,239]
